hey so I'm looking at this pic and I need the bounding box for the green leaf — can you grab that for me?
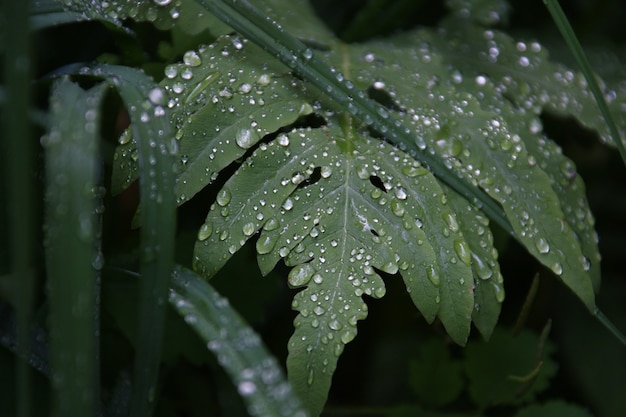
[43,78,105,417]
[513,401,594,417]
[82,64,177,417]
[340,33,596,311]
[112,35,313,203]
[435,15,626,152]
[58,0,183,30]
[169,265,308,417]
[463,328,557,407]
[408,339,464,408]
[193,121,506,414]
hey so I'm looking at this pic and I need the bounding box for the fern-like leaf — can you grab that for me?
[193,121,505,414]
[103,1,626,415]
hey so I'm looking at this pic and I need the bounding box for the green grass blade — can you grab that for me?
[85,64,177,417]
[543,0,626,165]
[169,265,308,417]
[2,0,35,416]
[594,308,626,347]
[43,78,106,417]
[196,0,513,237]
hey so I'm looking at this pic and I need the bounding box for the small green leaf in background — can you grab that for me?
[512,400,593,417]
[408,338,463,408]
[464,328,557,408]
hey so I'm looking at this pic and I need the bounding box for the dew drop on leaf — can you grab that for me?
[263,217,280,231]
[197,223,213,241]
[216,189,231,206]
[288,264,315,287]
[340,329,356,344]
[492,283,505,303]
[183,50,202,67]
[242,222,256,237]
[427,264,441,287]
[551,262,563,276]
[535,237,550,254]
[236,128,258,149]
[453,239,472,266]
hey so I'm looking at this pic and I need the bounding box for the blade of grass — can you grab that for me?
[84,64,177,417]
[543,0,626,346]
[169,265,308,417]
[197,0,513,237]
[2,0,35,416]
[43,78,106,417]
[543,0,626,165]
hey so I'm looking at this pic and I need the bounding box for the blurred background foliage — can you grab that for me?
[1,0,625,416]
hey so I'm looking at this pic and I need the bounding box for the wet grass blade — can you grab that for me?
[169,265,308,417]
[3,0,35,416]
[543,0,626,165]
[85,64,177,417]
[43,78,106,417]
[197,0,512,236]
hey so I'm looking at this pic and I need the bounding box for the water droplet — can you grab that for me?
[492,283,505,303]
[391,200,405,216]
[282,198,294,211]
[402,165,428,177]
[427,264,440,287]
[535,237,550,254]
[153,0,172,5]
[288,264,315,287]
[236,128,258,149]
[471,252,493,280]
[442,212,459,232]
[454,239,471,266]
[340,329,356,344]
[216,189,231,206]
[373,286,386,298]
[183,50,202,67]
[277,134,290,146]
[242,222,256,237]
[256,233,277,254]
[198,223,213,241]
[263,218,280,231]
[551,262,563,276]
[238,380,256,396]
[328,320,342,331]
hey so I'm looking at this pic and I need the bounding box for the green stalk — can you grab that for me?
[3,0,35,416]
[44,79,105,417]
[543,0,626,165]
[85,64,177,417]
[197,0,513,237]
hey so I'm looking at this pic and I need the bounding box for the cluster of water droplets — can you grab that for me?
[155,35,316,205]
[60,0,181,26]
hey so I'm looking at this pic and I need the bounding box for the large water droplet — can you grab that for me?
[535,237,550,254]
[427,264,441,287]
[492,283,505,303]
[256,233,277,254]
[183,50,202,67]
[197,223,213,241]
[242,222,256,237]
[454,239,471,266]
[236,128,258,149]
[288,264,315,287]
[216,189,231,206]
